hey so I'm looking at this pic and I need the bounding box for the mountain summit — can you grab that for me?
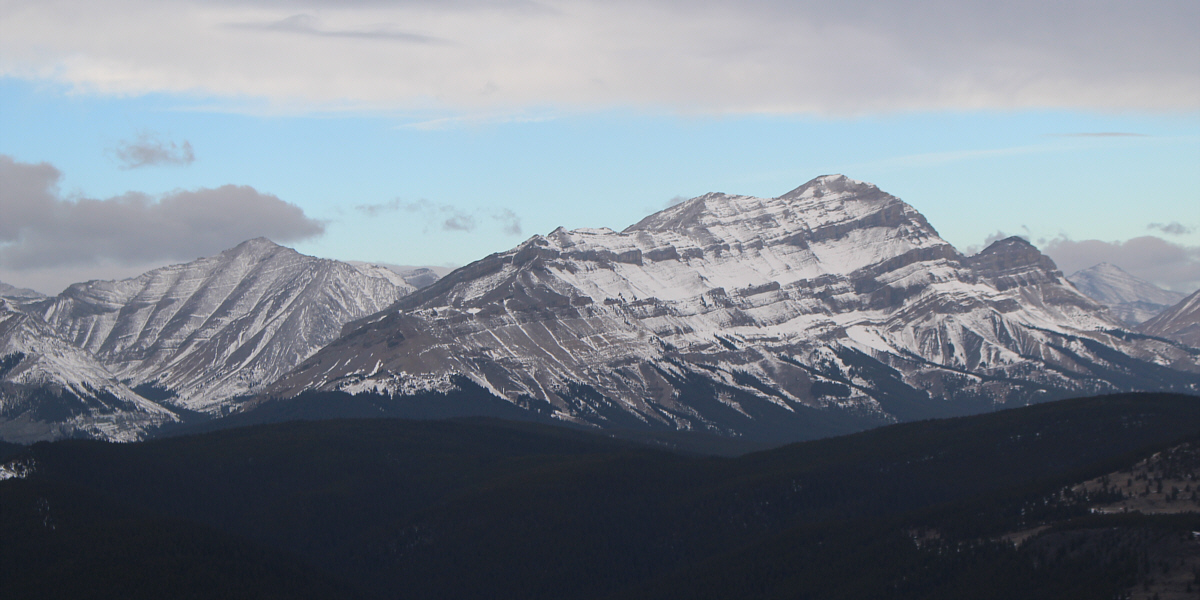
[265,177,1199,442]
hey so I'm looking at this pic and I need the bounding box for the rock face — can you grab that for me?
[31,238,416,413]
[1139,289,1200,348]
[1067,263,1185,325]
[0,299,177,443]
[265,176,1200,441]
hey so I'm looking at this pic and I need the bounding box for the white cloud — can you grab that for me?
[0,0,1195,115]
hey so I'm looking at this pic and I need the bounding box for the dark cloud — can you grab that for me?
[665,195,689,208]
[229,14,448,44]
[357,197,520,235]
[1149,222,1193,236]
[0,154,324,270]
[1041,235,1200,293]
[109,132,196,169]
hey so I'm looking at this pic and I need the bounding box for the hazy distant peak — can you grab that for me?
[1067,261,1185,324]
[0,280,46,300]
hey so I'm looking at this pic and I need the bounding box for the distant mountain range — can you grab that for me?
[1067,262,1185,325]
[1,176,1198,443]
[0,282,45,301]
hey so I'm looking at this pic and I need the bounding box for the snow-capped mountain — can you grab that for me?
[264,176,1200,440]
[30,238,417,413]
[0,299,177,443]
[1067,263,1185,325]
[1139,289,1200,348]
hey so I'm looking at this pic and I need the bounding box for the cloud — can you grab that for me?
[355,198,403,217]
[0,154,324,270]
[109,132,196,169]
[1149,222,1194,236]
[665,195,689,208]
[1041,235,1200,293]
[1047,132,1149,138]
[228,14,448,44]
[0,0,1195,115]
[356,197,521,234]
[493,208,522,235]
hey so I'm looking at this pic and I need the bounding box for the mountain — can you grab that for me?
[30,238,417,414]
[1067,262,1185,324]
[0,299,177,443]
[1139,288,1200,347]
[0,281,45,302]
[263,175,1200,441]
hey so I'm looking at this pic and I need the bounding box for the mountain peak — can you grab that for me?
[966,237,1065,292]
[230,236,283,252]
[779,174,877,200]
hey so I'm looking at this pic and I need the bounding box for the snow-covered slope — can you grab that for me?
[1067,263,1185,325]
[32,238,416,413]
[1139,289,1200,348]
[0,299,177,442]
[265,176,1200,440]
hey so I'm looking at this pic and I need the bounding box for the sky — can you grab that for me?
[0,0,1197,295]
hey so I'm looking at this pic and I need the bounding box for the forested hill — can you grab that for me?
[5,392,1200,599]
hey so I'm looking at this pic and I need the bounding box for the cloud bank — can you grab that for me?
[110,132,196,169]
[0,0,1195,115]
[0,155,324,270]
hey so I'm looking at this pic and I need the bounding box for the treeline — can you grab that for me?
[4,392,1200,599]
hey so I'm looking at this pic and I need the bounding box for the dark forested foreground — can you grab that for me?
[6,393,1200,599]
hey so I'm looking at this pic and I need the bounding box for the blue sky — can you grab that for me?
[1,0,1197,294]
